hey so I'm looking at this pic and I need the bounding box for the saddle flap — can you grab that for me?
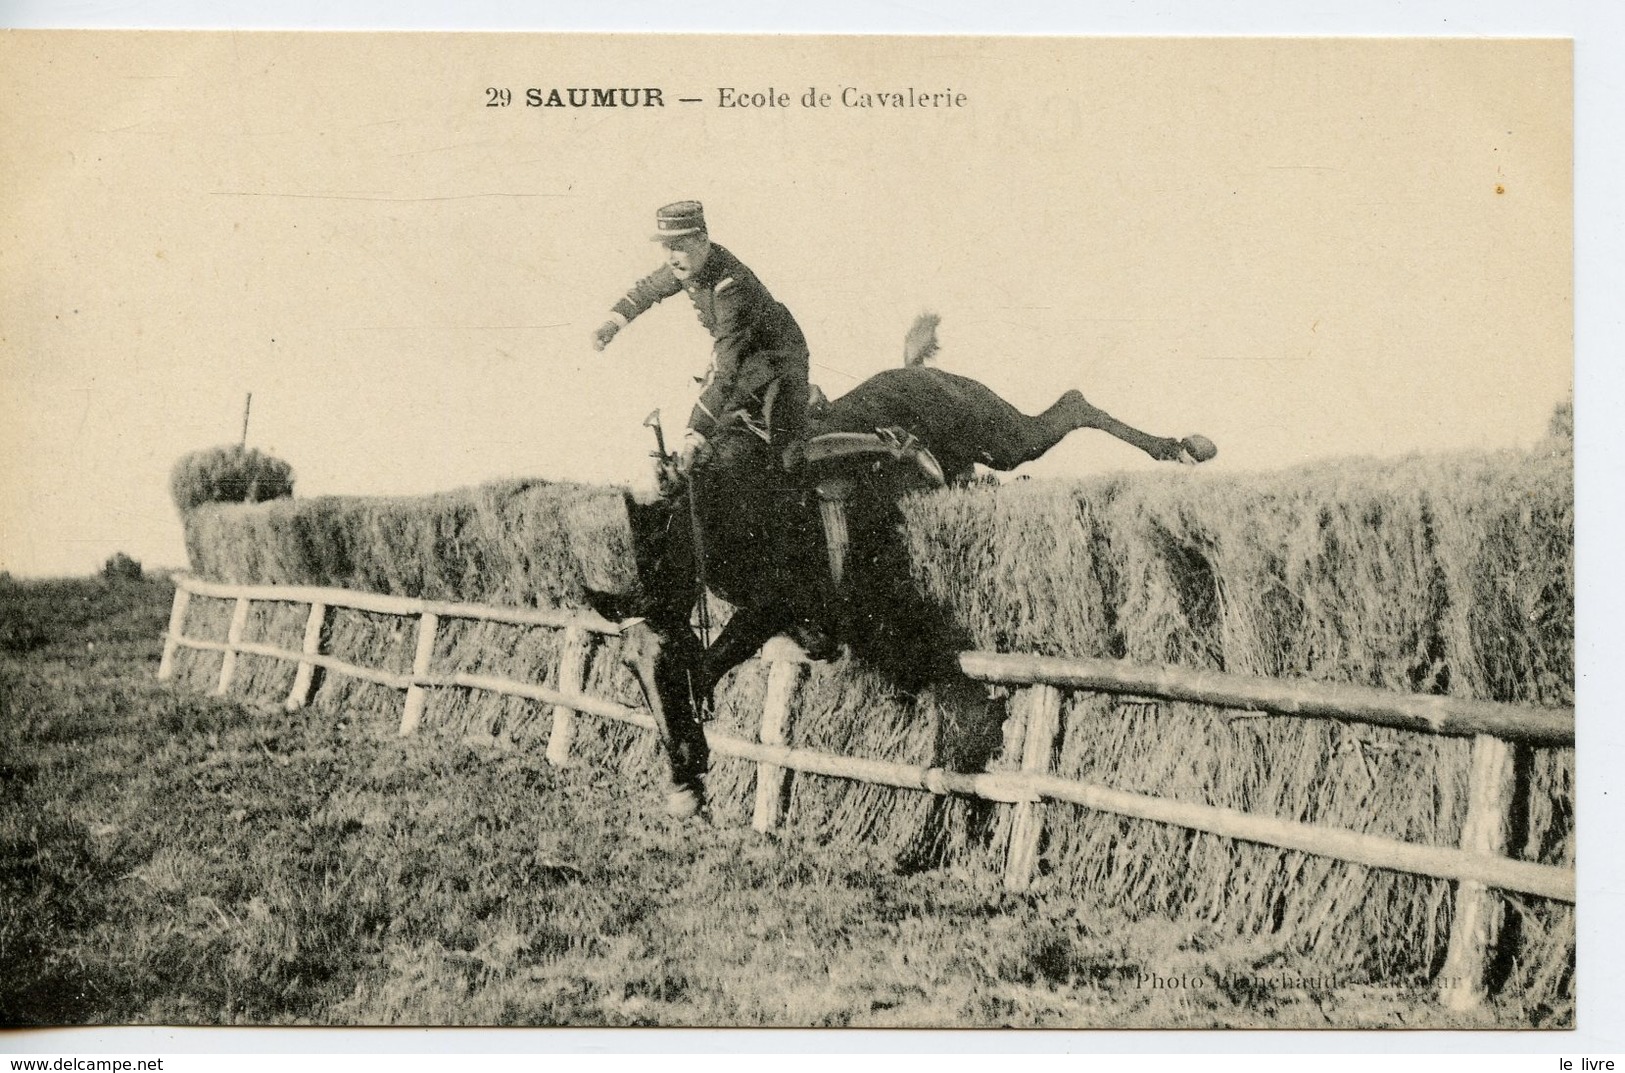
[804,429,947,490]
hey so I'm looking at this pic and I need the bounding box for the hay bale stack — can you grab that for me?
[181,478,638,607]
[170,478,649,751]
[171,444,295,512]
[171,454,1573,1009]
[889,450,1571,1002]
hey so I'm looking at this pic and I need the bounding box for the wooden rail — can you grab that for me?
[156,573,1575,1010]
[169,574,623,634]
[958,653,1573,747]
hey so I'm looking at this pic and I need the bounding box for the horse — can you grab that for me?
[598,316,1213,818]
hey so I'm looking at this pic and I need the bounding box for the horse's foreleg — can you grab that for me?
[698,601,798,695]
[621,621,710,817]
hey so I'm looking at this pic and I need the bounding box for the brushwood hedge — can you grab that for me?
[171,450,1574,1018]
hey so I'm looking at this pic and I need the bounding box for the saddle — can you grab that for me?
[804,426,947,485]
[802,426,947,586]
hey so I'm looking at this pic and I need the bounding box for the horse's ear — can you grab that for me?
[622,491,675,553]
[903,312,941,367]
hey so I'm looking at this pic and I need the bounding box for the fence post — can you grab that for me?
[214,596,251,696]
[1003,684,1063,891]
[157,585,192,680]
[753,638,809,833]
[397,611,439,736]
[285,601,328,710]
[545,627,596,766]
[1439,734,1517,1011]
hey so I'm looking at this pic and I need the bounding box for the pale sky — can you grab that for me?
[1,33,1572,577]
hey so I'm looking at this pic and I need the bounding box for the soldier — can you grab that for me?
[593,201,831,655]
[592,201,811,477]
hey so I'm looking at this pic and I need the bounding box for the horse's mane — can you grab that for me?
[903,312,941,367]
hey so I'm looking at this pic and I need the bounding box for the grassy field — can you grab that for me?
[0,573,1561,1028]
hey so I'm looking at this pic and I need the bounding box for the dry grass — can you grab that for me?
[170,445,295,513]
[3,575,1544,1028]
[182,478,637,608]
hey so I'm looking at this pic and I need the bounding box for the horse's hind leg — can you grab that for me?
[935,378,1166,471]
[964,388,1185,469]
[1051,390,1185,462]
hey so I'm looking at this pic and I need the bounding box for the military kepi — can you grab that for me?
[651,200,707,241]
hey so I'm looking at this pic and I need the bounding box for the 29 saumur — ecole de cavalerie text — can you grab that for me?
[511,86,968,108]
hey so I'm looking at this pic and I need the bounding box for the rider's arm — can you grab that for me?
[612,264,682,325]
[596,265,682,348]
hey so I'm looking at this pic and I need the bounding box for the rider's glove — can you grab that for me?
[591,320,621,352]
[654,456,684,496]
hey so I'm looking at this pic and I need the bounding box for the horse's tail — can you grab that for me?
[903,312,941,367]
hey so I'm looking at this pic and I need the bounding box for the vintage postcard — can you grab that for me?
[0,31,1575,1033]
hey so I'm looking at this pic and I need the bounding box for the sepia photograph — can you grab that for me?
[0,28,1584,1034]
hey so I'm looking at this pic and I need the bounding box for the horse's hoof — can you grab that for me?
[665,785,705,819]
[1181,434,1217,463]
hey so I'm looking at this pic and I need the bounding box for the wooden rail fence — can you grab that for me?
[157,574,1575,1012]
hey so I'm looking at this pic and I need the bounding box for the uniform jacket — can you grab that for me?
[610,244,809,444]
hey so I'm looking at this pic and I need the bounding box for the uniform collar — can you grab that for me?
[686,242,731,290]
